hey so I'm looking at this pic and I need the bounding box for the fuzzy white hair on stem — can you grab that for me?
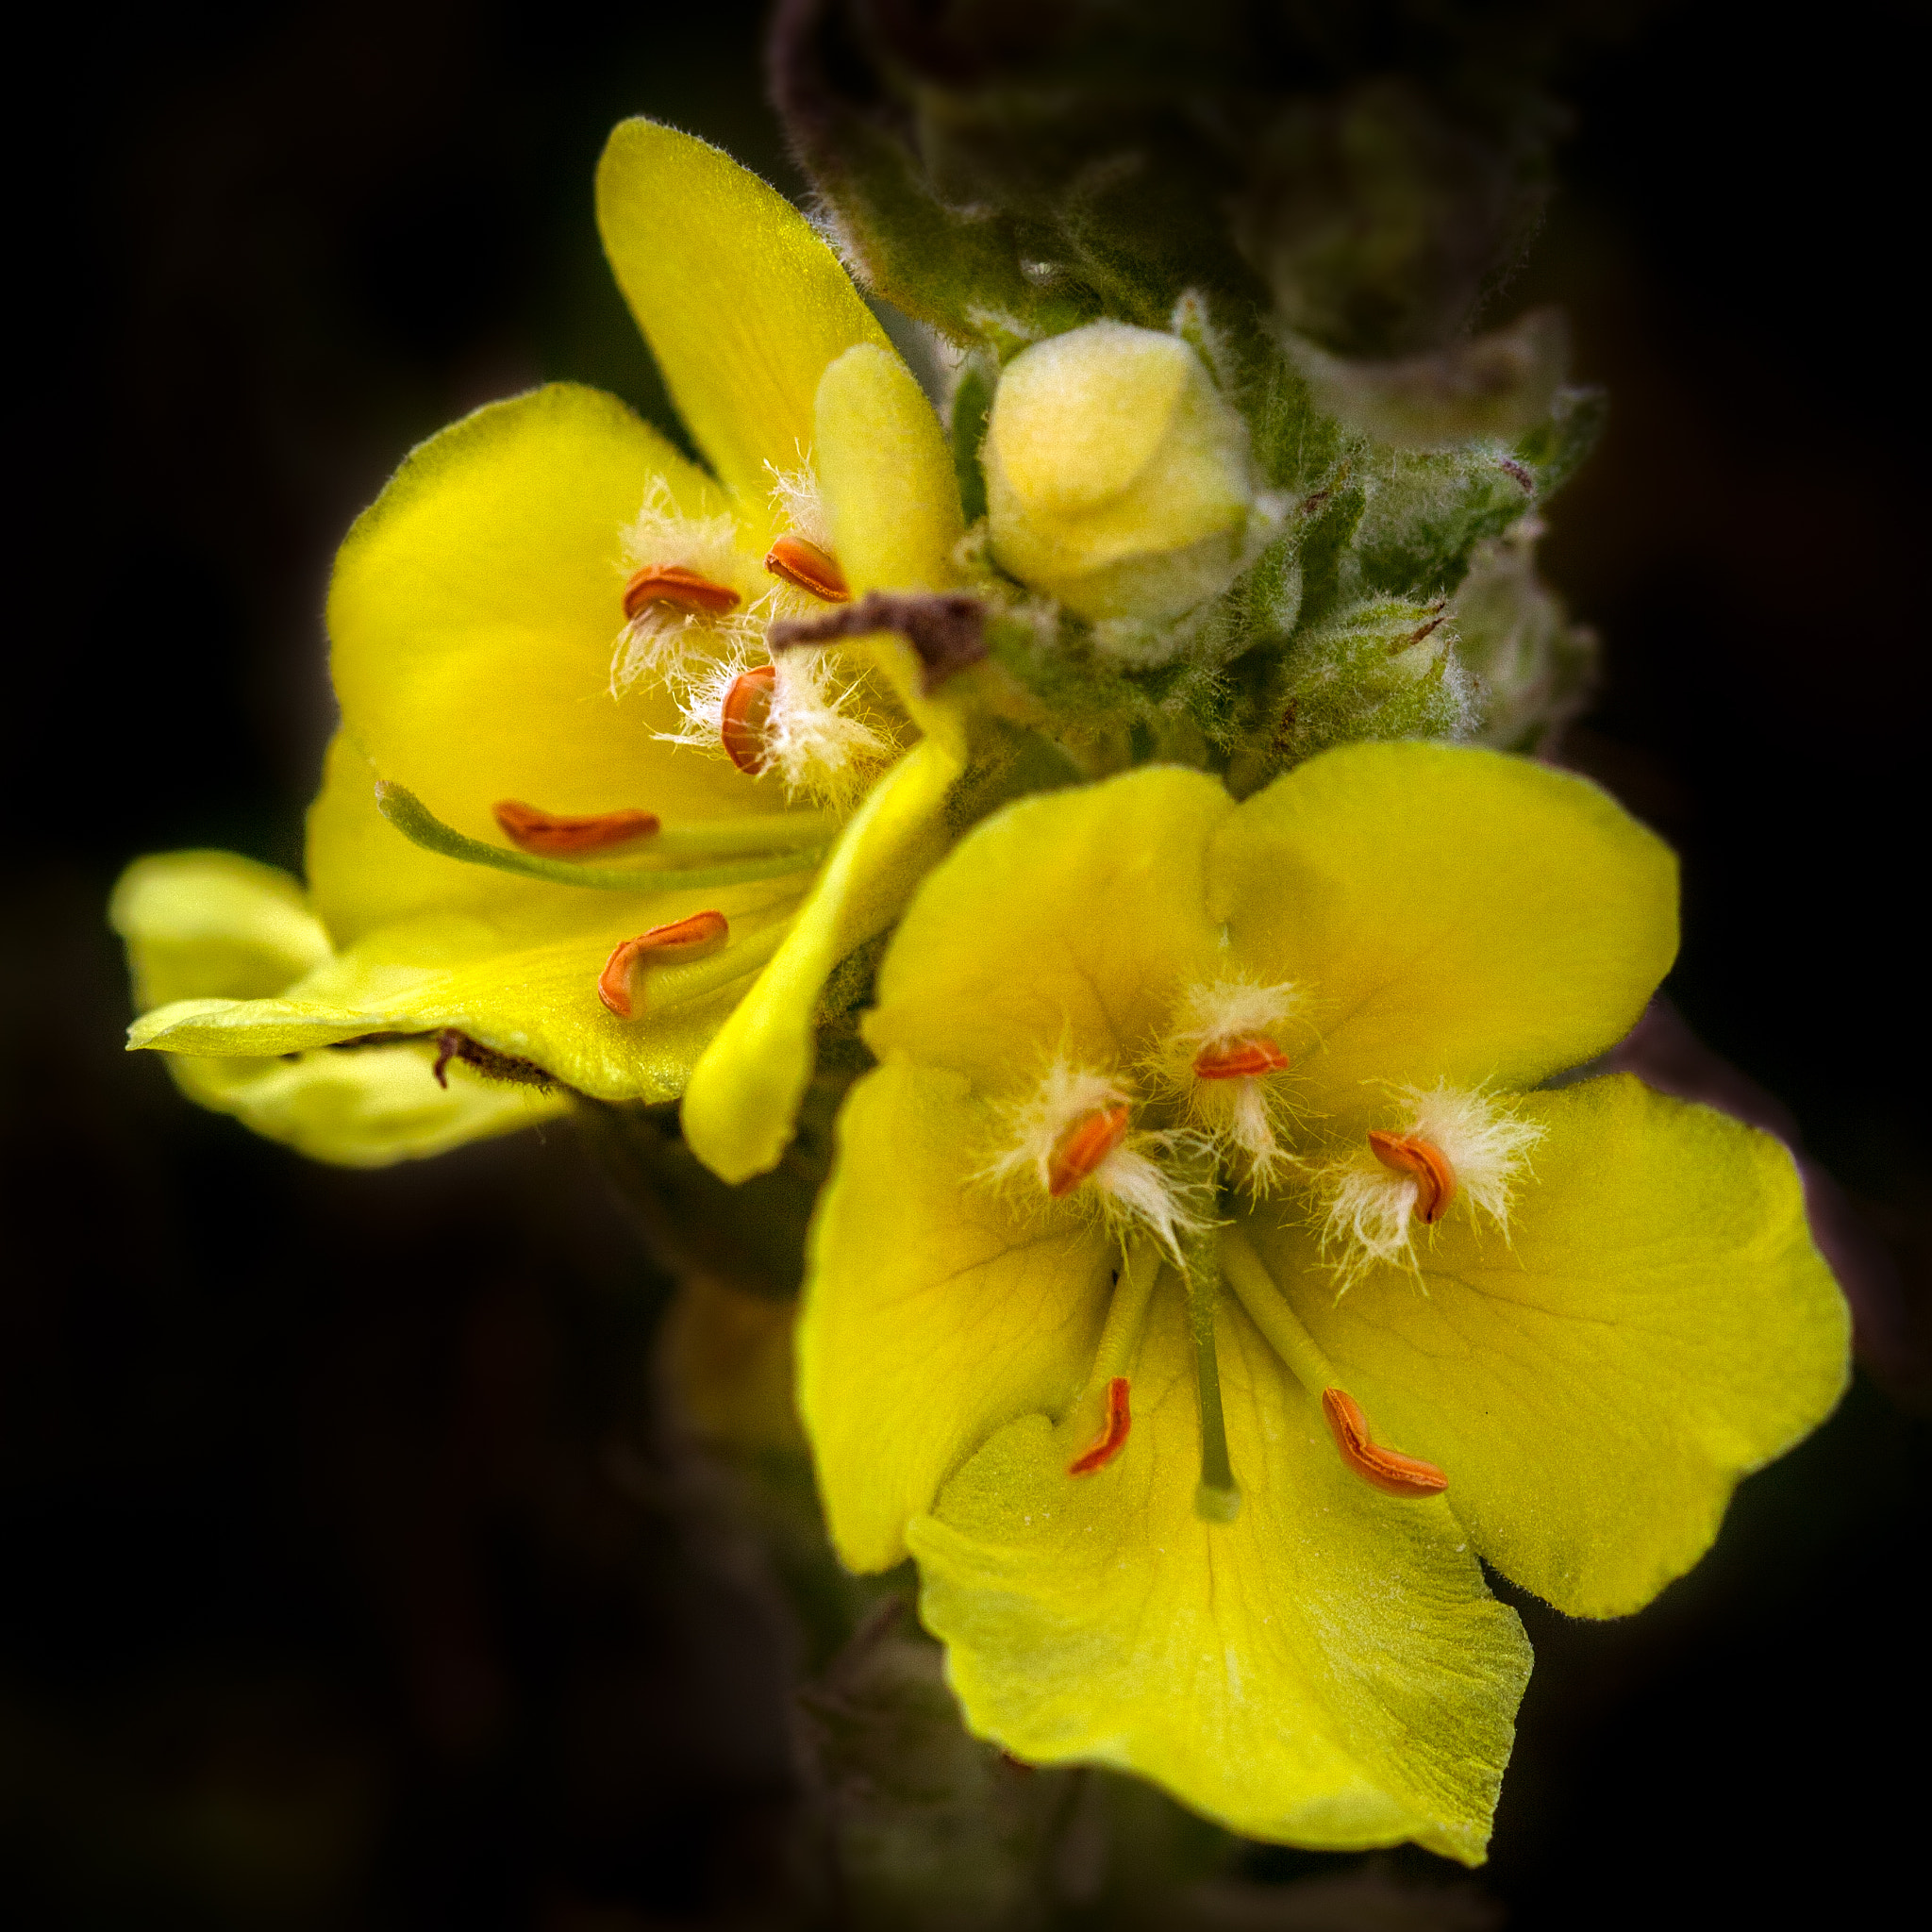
[763,457,834,553]
[1314,1079,1544,1292]
[984,1058,1209,1264]
[609,478,749,694]
[652,638,896,808]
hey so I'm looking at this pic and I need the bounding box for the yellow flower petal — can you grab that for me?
[162,1042,565,1168]
[110,850,330,1009]
[1210,742,1677,1130]
[595,120,892,518]
[680,732,966,1182]
[910,1283,1531,1864]
[814,342,962,595]
[1248,1075,1850,1618]
[862,766,1232,1091]
[799,1058,1113,1573]
[327,382,765,874]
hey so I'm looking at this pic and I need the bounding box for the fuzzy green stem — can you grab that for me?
[1179,1180,1240,1524]
[375,783,834,891]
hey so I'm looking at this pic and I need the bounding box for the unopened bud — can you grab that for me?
[985,321,1257,623]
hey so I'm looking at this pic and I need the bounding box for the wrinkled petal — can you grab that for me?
[132,877,802,1106]
[161,1041,565,1167]
[110,850,331,1008]
[1210,743,1677,1133]
[911,1283,1530,1864]
[863,766,1232,1091]
[1248,1075,1850,1617]
[799,1059,1113,1573]
[596,120,892,518]
[326,383,768,888]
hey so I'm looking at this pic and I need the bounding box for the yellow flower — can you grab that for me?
[118,121,967,1171]
[799,742,1848,1860]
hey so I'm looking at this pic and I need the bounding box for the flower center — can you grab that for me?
[1366,1130,1457,1224]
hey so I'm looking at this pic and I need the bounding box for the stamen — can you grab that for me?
[375,783,831,891]
[1320,1388,1448,1499]
[720,664,777,775]
[492,800,659,855]
[596,910,730,1019]
[1047,1105,1131,1199]
[764,533,851,603]
[1191,1036,1291,1081]
[1067,1378,1132,1475]
[622,564,741,622]
[1366,1131,1457,1224]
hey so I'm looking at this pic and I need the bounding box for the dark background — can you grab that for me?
[7,1,1929,1924]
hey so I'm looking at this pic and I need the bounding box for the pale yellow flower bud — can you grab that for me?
[985,321,1258,623]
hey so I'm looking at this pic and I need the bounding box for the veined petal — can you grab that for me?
[133,882,804,1105]
[327,383,768,866]
[595,120,893,517]
[910,1283,1530,1864]
[161,1041,565,1168]
[863,767,1232,1091]
[1251,1075,1849,1618]
[680,732,966,1182]
[1210,743,1677,1133]
[798,1059,1113,1573]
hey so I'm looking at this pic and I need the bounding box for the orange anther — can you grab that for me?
[492,799,660,855]
[622,564,741,622]
[597,910,730,1019]
[1068,1377,1132,1475]
[1046,1104,1131,1199]
[1366,1130,1457,1224]
[719,663,777,774]
[1191,1036,1291,1081]
[764,533,851,603]
[1321,1388,1448,1499]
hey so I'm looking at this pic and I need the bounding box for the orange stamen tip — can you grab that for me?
[596,910,730,1018]
[622,564,741,622]
[1321,1388,1448,1499]
[1366,1130,1457,1224]
[492,799,660,856]
[1068,1377,1132,1475]
[764,533,851,604]
[719,663,778,774]
[1191,1035,1292,1081]
[1046,1104,1131,1199]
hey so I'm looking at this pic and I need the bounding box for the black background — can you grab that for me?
[7,2,1929,1925]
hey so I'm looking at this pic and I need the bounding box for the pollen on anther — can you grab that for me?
[621,564,741,622]
[719,664,777,774]
[493,799,659,856]
[1191,1036,1291,1081]
[1046,1105,1131,1199]
[1068,1377,1132,1475]
[764,533,851,603]
[1367,1131,1457,1224]
[597,910,730,1018]
[1321,1388,1448,1499]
